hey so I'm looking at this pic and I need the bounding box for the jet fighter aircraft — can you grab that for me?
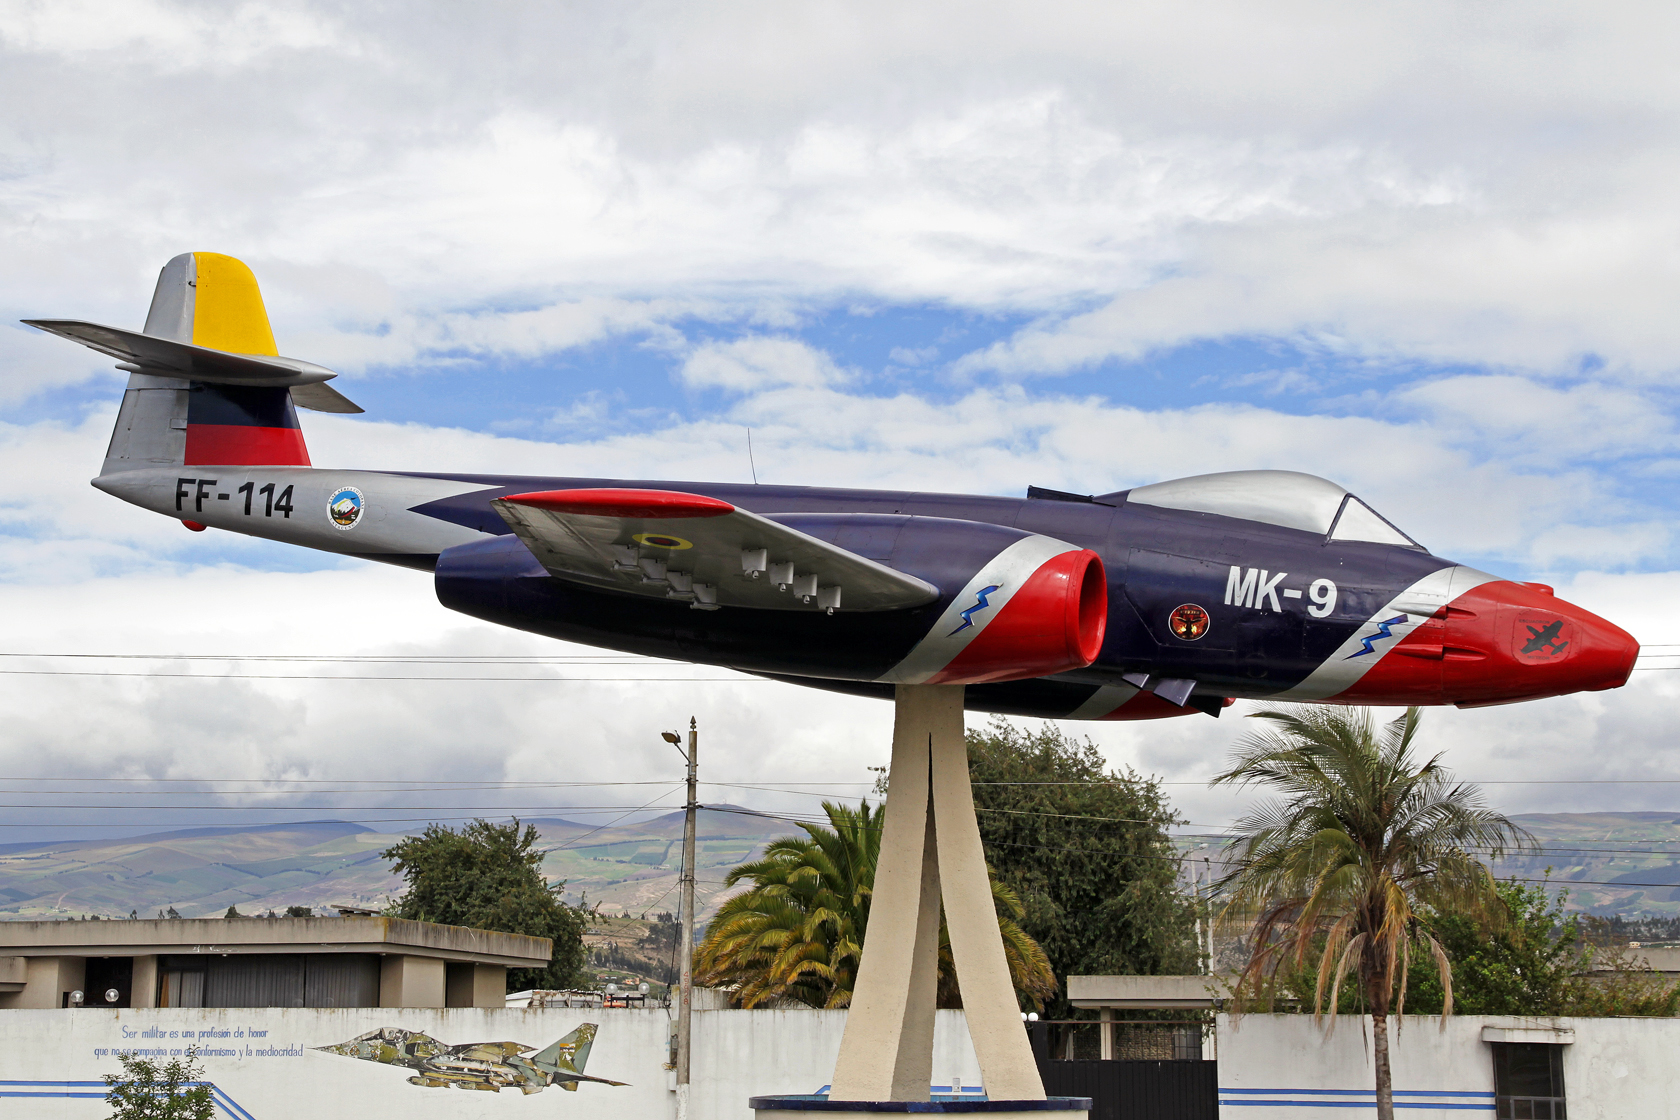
[316,1023,626,1093]
[28,253,1640,719]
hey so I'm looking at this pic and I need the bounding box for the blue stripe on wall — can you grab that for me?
[0,1079,256,1118]
[1220,1102,1494,1111]
[1223,1088,1495,1097]
[1219,1087,1496,1111]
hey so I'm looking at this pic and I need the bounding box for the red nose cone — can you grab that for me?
[1445,581,1639,707]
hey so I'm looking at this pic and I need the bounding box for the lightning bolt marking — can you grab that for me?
[1345,614,1410,659]
[949,584,1002,636]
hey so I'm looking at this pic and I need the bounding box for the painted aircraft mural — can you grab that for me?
[316,1023,626,1093]
[27,253,1640,720]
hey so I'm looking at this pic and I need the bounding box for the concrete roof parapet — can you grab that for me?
[1066,974,1234,1009]
[0,916,550,969]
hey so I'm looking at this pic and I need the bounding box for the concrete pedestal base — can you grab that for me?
[829,685,1045,1105]
[750,1095,1091,1117]
[763,686,1073,1120]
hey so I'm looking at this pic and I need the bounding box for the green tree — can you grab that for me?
[1277,877,1680,1018]
[966,719,1199,1017]
[695,800,1057,1010]
[382,818,588,991]
[1406,879,1578,1016]
[104,1047,213,1120]
[1214,706,1528,1120]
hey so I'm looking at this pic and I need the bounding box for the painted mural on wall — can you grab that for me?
[315,1023,628,1094]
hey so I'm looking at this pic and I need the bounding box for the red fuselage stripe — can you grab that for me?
[502,489,735,518]
[183,425,311,467]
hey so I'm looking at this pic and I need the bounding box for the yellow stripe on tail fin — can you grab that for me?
[190,252,279,356]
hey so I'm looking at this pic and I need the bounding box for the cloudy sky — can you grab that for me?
[3,0,1680,842]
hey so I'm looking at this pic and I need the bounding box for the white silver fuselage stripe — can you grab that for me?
[1271,565,1502,702]
[877,535,1080,685]
[92,467,489,559]
[1066,683,1142,720]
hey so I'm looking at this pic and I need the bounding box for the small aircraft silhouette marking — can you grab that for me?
[1520,619,1570,659]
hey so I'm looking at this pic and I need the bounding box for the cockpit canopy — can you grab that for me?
[1121,470,1424,550]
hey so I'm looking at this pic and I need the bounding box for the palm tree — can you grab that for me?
[694,800,1058,1010]
[1212,706,1530,1120]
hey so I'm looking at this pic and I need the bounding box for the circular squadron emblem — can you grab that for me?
[1169,603,1210,641]
[328,486,365,531]
[633,532,693,551]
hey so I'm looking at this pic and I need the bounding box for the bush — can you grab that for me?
[103,1048,213,1120]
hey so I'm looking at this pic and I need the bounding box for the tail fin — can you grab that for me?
[144,253,310,471]
[531,1023,596,1078]
[145,251,279,354]
[27,252,361,476]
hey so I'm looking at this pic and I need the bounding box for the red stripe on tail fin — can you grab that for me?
[184,424,311,466]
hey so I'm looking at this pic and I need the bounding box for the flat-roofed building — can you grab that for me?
[0,916,549,1010]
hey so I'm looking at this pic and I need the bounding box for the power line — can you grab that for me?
[0,779,860,788]
[994,780,1680,786]
[0,816,648,832]
[0,653,659,663]
[0,785,684,796]
[695,808,1680,889]
[544,789,685,855]
[4,775,1674,789]
[0,670,762,682]
[0,803,687,811]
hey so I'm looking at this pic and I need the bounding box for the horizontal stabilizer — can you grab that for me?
[289,380,365,414]
[23,319,362,412]
[491,488,940,613]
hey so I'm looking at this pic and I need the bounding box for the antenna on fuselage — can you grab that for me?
[746,427,759,484]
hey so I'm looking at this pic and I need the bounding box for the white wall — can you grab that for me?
[0,1007,985,1120]
[1216,1013,1680,1120]
[6,1005,1671,1119]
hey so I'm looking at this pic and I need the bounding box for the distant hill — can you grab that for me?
[1175,811,1680,918]
[1496,812,1680,916]
[531,807,794,919]
[0,808,796,921]
[31,806,1680,924]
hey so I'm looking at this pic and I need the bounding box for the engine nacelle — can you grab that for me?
[880,541,1107,685]
[435,513,1107,684]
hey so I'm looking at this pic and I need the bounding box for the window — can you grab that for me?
[1123,470,1426,550]
[156,953,379,1008]
[159,957,205,1008]
[1126,471,1349,535]
[1492,1042,1566,1119]
[83,958,133,1008]
[1327,495,1423,549]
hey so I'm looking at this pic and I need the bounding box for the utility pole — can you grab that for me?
[1202,856,1214,968]
[676,717,699,1120]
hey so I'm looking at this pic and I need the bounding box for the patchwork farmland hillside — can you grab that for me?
[0,807,789,920]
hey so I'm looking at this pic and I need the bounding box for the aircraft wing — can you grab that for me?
[554,1072,630,1089]
[490,488,940,613]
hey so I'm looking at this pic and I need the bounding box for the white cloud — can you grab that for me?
[679,336,848,392]
[6,3,1680,376]
[0,0,340,65]
[0,558,894,837]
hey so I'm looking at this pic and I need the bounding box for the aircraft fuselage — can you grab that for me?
[93,464,1638,721]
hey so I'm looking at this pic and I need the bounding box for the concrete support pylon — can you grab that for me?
[828,684,1045,1104]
